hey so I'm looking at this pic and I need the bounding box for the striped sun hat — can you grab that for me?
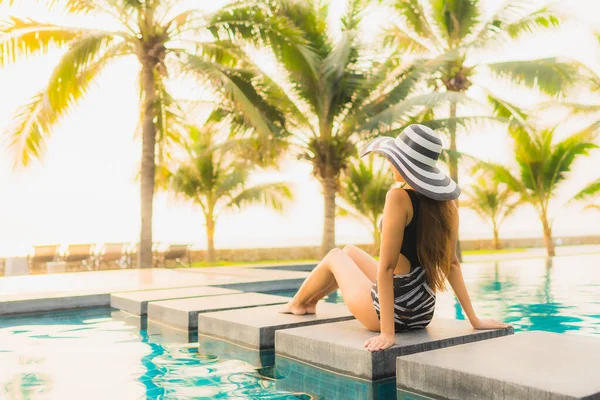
[360,124,460,201]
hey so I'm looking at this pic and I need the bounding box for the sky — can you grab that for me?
[0,0,599,257]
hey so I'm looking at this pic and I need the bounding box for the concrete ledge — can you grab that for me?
[254,263,317,272]
[148,293,290,330]
[211,279,304,292]
[0,292,109,315]
[396,331,600,400]
[110,286,240,315]
[197,302,354,350]
[198,333,275,369]
[275,318,513,381]
[275,356,396,399]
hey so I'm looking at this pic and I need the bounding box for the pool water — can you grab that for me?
[267,255,600,336]
[1,255,599,399]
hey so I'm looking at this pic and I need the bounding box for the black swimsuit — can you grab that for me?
[370,189,436,332]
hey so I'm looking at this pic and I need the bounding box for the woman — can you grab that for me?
[280,124,510,352]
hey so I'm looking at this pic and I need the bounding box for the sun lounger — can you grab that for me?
[62,244,95,270]
[154,244,191,268]
[28,245,60,272]
[98,242,129,269]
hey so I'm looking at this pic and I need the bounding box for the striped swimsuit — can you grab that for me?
[371,189,436,332]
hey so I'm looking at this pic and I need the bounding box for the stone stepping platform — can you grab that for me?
[110,286,241,315]
[198,333,275,369]
[0,291,110,315]
[148,293,290,330]
[180,267,309,292]
[275,356,396,399]
[396,331,600,400]
[197,302,354,350]
[275,318,513,381]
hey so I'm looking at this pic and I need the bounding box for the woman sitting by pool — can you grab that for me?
[280,124,510,352]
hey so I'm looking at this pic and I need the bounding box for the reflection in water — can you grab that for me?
[0,308,315,399]
[0,255,599,399]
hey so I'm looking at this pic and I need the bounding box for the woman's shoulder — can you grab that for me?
[385,187,414,214]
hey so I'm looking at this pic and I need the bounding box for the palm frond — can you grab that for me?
[356,91,478,134]
[383,24,432,54]
[471,2,561,47]
[572,178,600,202]
[207,0,321,109]
[46,33,121,110]
[478,161,529,200]
[6,39,128,166]
[181,52,287,141]
[393,0,442,48]
[0,17,80,67]
[547,128,599,189]
[485,57,580,97]
[430,0,480,42]
[225,182,293,212]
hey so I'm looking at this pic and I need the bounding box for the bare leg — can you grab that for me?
[279,248,380,331]
[303,244,378,312]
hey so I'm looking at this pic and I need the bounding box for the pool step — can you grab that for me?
[147,293,290,330]
[180,267,309,292]
[275,318,513,381]
[396,331,600,400]
[197,302,354,350]
[110,286,241,315]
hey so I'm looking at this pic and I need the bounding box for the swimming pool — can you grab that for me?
[1,255,598,399]
[266,255,600,336]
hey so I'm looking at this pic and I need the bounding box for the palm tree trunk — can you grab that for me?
[206,216,216,263]
[373,219,381,253]
[540,213,555,257]
[449,101,463,262]
[321,174,337,257]
[492,221,501,250]
[138,61,157,268]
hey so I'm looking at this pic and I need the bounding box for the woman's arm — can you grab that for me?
[447,203,510,330]
[365,188,410,351]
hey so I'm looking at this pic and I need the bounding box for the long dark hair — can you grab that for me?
[415,193,457,292]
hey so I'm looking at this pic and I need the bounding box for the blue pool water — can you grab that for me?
[1,255,599,399]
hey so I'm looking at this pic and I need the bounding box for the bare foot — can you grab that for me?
[305,303,317,314]
[279,300,308,315]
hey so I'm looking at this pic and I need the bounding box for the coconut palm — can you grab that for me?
[0,0,300,267]
[572,178,600,212]
[167,124,293,262]
[211,0,472,256]
[461,173,521,249]
[480,124,598,256]
[384,0,582,184]
[337,157,395,251]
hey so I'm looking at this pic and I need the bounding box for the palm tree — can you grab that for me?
[385,0,582,184]
[481,124,598,256]
[337,157,394,251]
[211,0,471,256]
[0,0,299,267]
[461,173,521,249]
[572,178,600,212]
[384,0,584,260]
[166,124,293,263]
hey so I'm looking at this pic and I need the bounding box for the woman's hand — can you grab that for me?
[471,317,511,330]
[364,333,395,352]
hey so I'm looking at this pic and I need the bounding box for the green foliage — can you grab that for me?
[462,172,521,231]
[337,157,394,246]
[572,178,600,211]
[167,124,293,221]
[480,123,598,218]
[1,0,294,167]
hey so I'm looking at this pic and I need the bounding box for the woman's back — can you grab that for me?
[400,189,420,267]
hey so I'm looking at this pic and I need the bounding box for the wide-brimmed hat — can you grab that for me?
[360,124,460,201]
